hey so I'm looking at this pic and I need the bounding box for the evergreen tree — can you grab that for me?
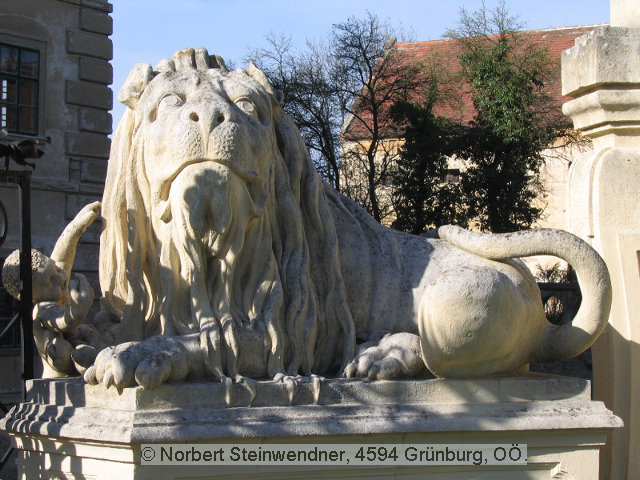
[390,80,466,234]
[448,1,564,232]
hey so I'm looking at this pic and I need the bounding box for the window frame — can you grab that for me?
[0,33,46,139]
[0,42,41,136]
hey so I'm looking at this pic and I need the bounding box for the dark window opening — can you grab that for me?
[0,259,20,349]
[444,168,460,184]
[0,43,40,136]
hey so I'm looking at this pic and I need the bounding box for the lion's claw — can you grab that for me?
[272,373,300,404]
[85,336,192,389]
[241,377,257,405]
[344,333,430,380]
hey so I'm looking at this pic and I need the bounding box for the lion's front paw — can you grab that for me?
[84,336,192,389]
[344,332,431,380]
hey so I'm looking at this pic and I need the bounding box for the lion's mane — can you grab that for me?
[99,49,355,378]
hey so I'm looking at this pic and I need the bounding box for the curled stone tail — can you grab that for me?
[437,225,612,363]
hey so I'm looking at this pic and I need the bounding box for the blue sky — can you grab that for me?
[110,0,610,127]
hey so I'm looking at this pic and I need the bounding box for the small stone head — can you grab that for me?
[2,249,70,305]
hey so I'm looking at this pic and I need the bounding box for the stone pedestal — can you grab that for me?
[1,376,621,479]
[562,2,640,477]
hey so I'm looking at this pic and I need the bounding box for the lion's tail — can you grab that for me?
[437,225,612,363]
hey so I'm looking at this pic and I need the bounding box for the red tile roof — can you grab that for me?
[344,24,603,140]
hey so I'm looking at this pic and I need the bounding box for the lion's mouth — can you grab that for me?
[161,157,259,199]
[155,157,261,222]
[156,157,267,264]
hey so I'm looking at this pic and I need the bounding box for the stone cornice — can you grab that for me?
[57,0,112,13]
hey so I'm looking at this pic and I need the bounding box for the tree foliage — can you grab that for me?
[393,1,575,233]
[390,79,466,234]
[249,12,422,222]
[251,4,578,232]
[449,2,562,232]
[332,14,423,222]
[248,34,344,189]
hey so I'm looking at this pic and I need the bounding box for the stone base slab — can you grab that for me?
[1,375,622,479]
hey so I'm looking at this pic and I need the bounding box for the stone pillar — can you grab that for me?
[562,1,640,478]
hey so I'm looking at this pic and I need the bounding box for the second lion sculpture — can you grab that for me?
[67,47,609,389]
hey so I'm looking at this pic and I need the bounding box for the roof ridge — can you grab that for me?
[396,23,607,48]
[345,23,603,138]
[528,23,607,33]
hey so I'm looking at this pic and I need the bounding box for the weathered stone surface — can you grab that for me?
[79,56,113,84]
[1,203,101,378]
[611,0,640,28]
[80,8,112,35]
[0,23,623,479]
[65,193,102,219]
[78,106,112,133]
[66,80,112,110]
[65,131,111,158]
[24,47,611,391]
[70,244,100,271]
[5,376,622,441]
[2,55,616,480]
[69,158,82,182]
[0,377,622,480]
[77,221,101,245]
[0,0,111,436]
[66,29,112,59]
[561,26,640,97]
[80,158,108,183]
[562,88,640,136]
[562,4,640,477]
[59,0,113,12]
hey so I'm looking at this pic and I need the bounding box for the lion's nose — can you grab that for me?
[189,111,224,124]
[186,101,232,133]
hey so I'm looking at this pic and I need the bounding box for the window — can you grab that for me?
[444,168,461,184]
[0,43,40,136]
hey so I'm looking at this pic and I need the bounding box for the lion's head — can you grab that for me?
[100,47,355,378]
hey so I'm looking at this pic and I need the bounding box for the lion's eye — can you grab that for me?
[149,94,184,122]
[156,94,183,116]
[235,98,258,118]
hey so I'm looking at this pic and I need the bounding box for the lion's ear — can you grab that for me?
[247,61,283,104]
[117,63,155,110]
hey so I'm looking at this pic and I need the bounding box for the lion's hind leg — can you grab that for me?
[418,264,542,378]
[344,332,431,380]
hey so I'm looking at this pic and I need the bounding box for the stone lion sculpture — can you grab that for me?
[30,47,612,391]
